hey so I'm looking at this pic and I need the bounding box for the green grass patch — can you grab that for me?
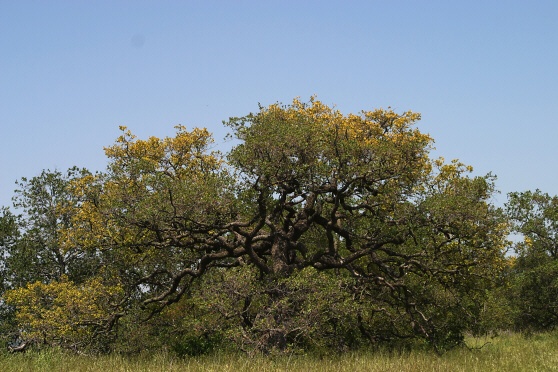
[2,332,558,372]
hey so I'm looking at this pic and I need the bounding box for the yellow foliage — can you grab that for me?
[57,124,228,253]
[4,277,123,348]
[104,125,221,177]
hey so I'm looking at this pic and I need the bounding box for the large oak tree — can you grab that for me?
[3,98,507,352]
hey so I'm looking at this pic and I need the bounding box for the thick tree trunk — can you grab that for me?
[271,238,289,275]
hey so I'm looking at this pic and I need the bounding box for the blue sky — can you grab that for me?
[1,1,557,208]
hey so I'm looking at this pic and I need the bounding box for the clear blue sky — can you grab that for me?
[2,1,557,208]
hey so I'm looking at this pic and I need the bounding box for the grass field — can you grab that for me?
[2,332,558,372]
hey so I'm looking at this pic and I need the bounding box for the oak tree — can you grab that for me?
[4,98,508,353]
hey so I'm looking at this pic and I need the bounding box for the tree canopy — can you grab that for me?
[1,98,510,354]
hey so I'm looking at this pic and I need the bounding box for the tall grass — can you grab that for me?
[2,332,558,372]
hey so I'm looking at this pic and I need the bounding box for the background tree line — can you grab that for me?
[0,98,555,355]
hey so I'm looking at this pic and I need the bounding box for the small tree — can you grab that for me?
[506,190,558,330]
[2,168,102,288]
